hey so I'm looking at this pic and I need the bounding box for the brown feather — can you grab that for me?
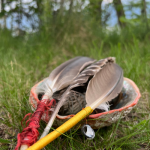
[86,62,123,107]
[47,56,94,92]
[68,57,115,90]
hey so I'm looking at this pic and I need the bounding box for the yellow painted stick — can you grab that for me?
[27,106,93,150]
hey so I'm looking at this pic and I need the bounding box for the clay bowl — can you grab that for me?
[29,77,141,129]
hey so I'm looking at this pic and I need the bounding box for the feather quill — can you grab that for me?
[40,57,116,138]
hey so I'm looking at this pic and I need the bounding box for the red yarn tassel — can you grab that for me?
[15,99,56,150]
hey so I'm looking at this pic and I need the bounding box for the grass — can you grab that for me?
[0,23,150,150]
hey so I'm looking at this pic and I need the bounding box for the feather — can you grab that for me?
[47,56,95,92]
[36,56,94,99]
[96,102,110,112]
[86,62,123,109]
[40,57,116,138]
[69,57,115,89]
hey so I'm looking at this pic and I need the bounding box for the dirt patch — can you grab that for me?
[0,107,18,149]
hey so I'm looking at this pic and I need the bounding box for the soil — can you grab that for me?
[0,106,18,150]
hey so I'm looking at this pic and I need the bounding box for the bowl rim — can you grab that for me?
[30,77,141,120]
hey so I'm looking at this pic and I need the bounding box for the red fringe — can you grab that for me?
[15,99,56,150]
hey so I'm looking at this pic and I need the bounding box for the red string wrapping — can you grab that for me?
[15,99,56,150]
